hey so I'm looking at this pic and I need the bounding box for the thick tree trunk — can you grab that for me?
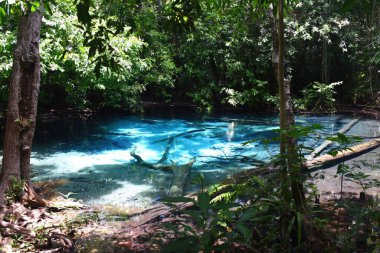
[0,10,43,205]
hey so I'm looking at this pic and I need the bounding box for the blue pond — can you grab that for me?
[2,113,371,207]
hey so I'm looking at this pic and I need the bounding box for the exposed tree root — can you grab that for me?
[22,183,49,208]
[0,201,74,252]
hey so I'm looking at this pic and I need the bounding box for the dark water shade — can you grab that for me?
[0,112,357,207]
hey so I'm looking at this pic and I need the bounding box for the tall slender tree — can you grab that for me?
[270,0,305,211]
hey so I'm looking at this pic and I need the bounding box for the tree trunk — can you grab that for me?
[285,80,306,211]
[0,10,43,205]
[274,0,305,212]
[276,0,291,205]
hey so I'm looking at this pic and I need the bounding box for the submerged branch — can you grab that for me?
[130,147,174,172]
[152,128,211,144]
[130,136,196,196]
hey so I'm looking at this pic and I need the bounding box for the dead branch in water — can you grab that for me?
[130,135,196,196]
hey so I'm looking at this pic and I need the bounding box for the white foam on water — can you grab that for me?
[30,145,162,175]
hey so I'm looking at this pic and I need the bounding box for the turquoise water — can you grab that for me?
[2,113,367,207]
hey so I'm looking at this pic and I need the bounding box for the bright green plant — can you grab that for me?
[5,176,24,203]
[159,174,273,252]
[187,85,215,113]
[326,133,362,198]
[299,81,342,112]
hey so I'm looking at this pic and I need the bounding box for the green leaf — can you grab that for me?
[182,210,203,226]
[297,212,303,248]
[250,215,272,223]
[162,236,199,253]
[45,2,53,15]
[196,192,210,216]
[239,208,257,222]
[31,1,40,12]
[337,163,350,174]
[328,149,338,157]
[242,138,259,146]
[76,0,92,27]
[236,223,252,241]
[0,7,5,24]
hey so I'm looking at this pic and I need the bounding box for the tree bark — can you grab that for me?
[276,0,291,205]
[0,10,43,205]
[273,0,305,212]
[285,80,306,211]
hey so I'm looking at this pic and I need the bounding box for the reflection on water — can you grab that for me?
[0,113,361,207]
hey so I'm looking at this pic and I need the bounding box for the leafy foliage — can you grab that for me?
[5,176,24,203]
[298,81,342,112]
[0,0,379,111]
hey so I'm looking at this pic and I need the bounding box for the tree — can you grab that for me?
[0,1,44,205]
[275,0,305,212]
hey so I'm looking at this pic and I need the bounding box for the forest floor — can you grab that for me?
[310,145,380,202]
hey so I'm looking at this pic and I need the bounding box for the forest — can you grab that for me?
[0,0,380,252]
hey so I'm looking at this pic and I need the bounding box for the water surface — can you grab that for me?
[3,112,376,208]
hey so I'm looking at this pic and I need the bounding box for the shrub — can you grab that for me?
[299,81,342,112]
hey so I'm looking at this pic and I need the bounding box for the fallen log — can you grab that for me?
[305,138,380,169]
[307,118,360,160]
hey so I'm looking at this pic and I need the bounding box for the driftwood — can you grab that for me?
[307,118,360,160]
[130,136,196,196]
[306,138,380,169]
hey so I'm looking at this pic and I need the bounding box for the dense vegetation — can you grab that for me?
[1,0,380,252]
[0,0,378,113]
